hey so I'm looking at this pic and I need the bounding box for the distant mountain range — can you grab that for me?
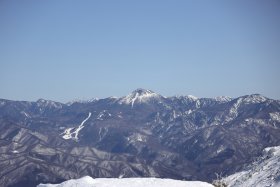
[0,89,279,187]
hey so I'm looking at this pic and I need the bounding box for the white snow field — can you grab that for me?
[61,112,91,140]
[37,176,214,187]
[223,146,280,187]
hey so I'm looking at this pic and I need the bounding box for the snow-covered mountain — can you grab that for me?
[38,176,214,187]
[0,89,279,187]
[118,88,163,107]
[223,146,280,187]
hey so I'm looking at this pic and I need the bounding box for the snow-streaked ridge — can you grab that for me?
[66,98,99,105]
[214,96,232,102]
[223,146,280,187]
[186,95,198,100]
[37,176,214,187]
[37,99,63,109]
[61,112,91,141]
[241,94,267,104]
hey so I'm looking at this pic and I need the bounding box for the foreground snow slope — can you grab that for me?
[38,176,214,187]
[223,146,280,187]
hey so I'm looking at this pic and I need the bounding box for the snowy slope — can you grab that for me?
[61,112,91,140]
[223,146,280,187]
[37,176,214,187]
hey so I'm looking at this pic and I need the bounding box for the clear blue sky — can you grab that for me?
[0,0,279,102]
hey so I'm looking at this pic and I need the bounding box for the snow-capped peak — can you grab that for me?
[132,88,156,95]
[186,95,198,100]
[241,94,267,104]
[118,89,161,107]
[226,94,267,107]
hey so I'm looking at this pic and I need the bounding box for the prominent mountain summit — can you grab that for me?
[0,91,279,187]
[132,88,155,95]
[118,88,162,107]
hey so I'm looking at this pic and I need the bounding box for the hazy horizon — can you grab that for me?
[1,0,279,102]
[0,88,275,103]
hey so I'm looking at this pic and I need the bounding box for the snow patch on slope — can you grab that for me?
[0,100,6,106]
[270,112,280,122]
[21,111,30,118]
[61,112,91,141]
[127,133,147,143]
[37,176,214,187]
[97,110,111,120]
[226,98,243,123]
[223,146,280,187]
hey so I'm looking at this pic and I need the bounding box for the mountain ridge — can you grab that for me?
[1,88,273,105]
[0,89,279,187]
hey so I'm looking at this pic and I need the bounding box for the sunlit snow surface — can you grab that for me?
[38,177,214,187]
[223,146,280,187]
[61,112,91,140]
